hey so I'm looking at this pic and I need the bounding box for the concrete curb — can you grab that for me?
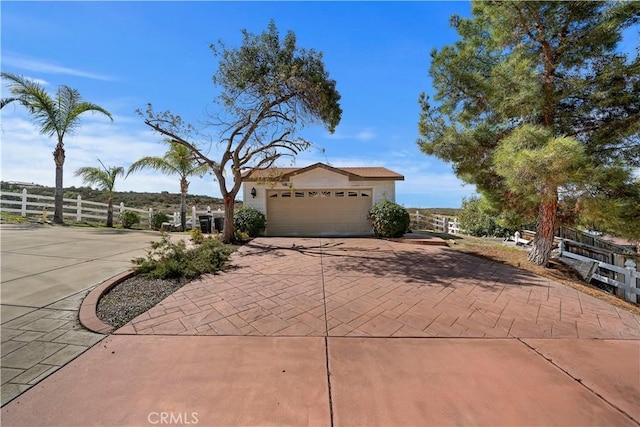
[79,270,136,334]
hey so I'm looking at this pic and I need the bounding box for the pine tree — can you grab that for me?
[418,1,640,265]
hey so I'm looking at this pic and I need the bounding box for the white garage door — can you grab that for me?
[266,189,373,236]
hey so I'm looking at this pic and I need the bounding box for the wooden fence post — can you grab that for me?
[148,208,153,229]
[77,195,82,221]
[21,188,27,217]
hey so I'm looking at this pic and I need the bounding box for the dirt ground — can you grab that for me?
[442,233,640,316]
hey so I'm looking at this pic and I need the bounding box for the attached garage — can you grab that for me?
[242,163,404,237]
[266,188,373,236]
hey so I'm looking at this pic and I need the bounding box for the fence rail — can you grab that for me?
[1,188,224,230]
[431,216,464,234]
[559,241,639,304]
[408,212,464,235]
[556,226,636,256]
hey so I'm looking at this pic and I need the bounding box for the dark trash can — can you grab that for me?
[214,217,224,232]
[199,215,212,234]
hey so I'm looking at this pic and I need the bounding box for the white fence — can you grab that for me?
[1,188,154,226]
[431,216,463,234]
[559,241,639,304]
[1,188,223,229]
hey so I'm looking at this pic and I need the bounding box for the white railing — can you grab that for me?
[1,188,229,230]
[558,241,639,304]
[171,206,225,230]
[430,216,464,234]
[1,188,154,227]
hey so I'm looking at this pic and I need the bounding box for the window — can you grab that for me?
[269,193,278,198]
[295,191,305,198]
[321,191,331,197]
[361,190,371,197]
[281,192,291,198]
[348,191,358,197]
[308,191,318,198]
[335,191,344,197]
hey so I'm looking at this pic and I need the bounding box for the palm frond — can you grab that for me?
[2,72,59,137]
[1,97,19,109]
[75,159,124,193]
[2,72,112,139]
[127,156,178,177]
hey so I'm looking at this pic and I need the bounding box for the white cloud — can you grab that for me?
[1,110,475,208]
[0,114,222,199]
[325,128,377,141]
[3,52,115,81]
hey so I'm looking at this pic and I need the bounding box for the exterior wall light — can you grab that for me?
[251,187,257,198]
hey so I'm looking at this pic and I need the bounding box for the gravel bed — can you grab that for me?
[97,275,191,329]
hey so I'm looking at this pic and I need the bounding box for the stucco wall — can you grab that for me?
[242,168,397,215]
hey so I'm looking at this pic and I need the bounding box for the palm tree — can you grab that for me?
[128,141,208,231]
[75,159,124,227]
[1,73,113,224]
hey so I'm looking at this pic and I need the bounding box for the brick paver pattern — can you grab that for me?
[120,238,640,339]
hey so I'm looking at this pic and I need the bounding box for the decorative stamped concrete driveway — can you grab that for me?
[4,237,640,426]
[118,238,640,339]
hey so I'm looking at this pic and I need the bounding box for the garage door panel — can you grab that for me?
[267,189,372,236]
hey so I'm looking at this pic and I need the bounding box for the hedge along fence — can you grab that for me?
[1,188,153,227]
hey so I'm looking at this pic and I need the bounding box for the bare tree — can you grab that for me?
[140,21,342,242]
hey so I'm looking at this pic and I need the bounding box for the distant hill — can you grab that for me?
[406,207,461,217]
[0,182,230,213]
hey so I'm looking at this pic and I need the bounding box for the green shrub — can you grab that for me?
[368,200,410,238]
[132,233,232,280]
[233,207,266,237]
[190,227,205,244]
[120,210,141,229]
[151,212,170,230]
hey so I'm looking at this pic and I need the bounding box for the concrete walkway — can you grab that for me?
[0,224,169,405]
[2,236,639,425]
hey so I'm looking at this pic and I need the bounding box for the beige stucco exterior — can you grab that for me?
[242,164,402,236]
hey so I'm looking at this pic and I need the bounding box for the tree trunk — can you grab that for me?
[180,177,188,232]
[53,143,65,224]
[222,194,235,244]
[528,185,558,266]
[106,196,114,228]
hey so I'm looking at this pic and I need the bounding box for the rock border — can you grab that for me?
[79,270,135,334]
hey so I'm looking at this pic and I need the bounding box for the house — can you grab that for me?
[241,162,404,236]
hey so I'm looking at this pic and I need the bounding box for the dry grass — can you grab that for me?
[440,233,640,316]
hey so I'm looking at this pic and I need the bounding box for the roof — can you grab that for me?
[242,162,404,182]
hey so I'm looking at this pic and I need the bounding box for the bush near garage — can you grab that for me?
[368,200,410,238]
[233,207,266,237]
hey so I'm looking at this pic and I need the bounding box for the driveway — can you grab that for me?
[0,225,171,406]
[2,237,639,426]
[119,237,639,339]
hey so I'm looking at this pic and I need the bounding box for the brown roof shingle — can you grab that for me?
[242,163,404,182]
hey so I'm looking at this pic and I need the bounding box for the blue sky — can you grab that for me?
[1,1,478,207]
